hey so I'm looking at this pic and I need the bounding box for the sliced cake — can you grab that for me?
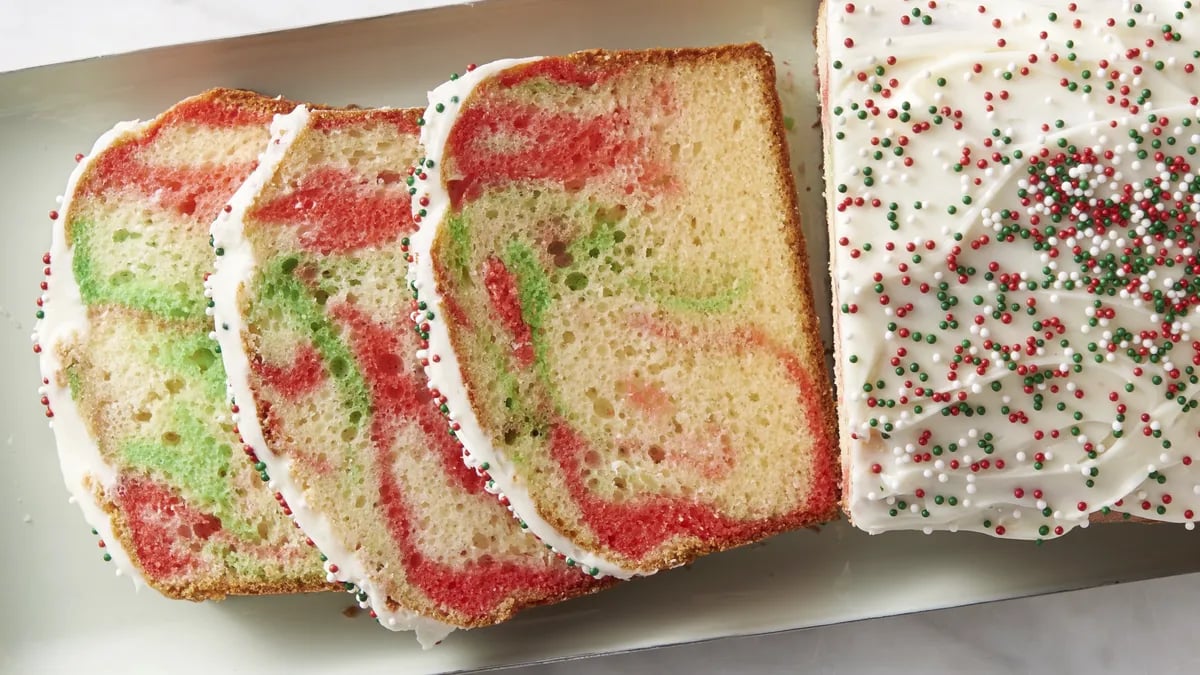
[34,89,328,599]
[407,44,840,578]
[823,1,1200,537]
[208,105,609,645]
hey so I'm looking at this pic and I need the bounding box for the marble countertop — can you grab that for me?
[4,2,1198,673]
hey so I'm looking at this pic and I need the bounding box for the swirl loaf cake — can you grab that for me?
[823,1,1200,537]
[34,89,327,599]
[409,44,840,578]
[208,105,608,645]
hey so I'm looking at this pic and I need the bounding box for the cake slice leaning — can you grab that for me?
[34,89,328,599]
[208,105,610,646]
[407,44,840,578]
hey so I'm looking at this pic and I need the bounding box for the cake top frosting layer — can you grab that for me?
[826,1,1200,538]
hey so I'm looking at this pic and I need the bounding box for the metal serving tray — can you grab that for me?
[2,0,1198,672]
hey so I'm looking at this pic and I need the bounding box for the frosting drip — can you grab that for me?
[35,121,152,588]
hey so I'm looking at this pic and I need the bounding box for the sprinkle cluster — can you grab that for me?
[830,1,1200,539]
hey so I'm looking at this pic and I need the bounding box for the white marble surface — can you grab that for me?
[3,2,1198,673]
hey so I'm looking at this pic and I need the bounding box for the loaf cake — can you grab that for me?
[823,1,1200,537]
[208,105,608,645]
[34,89,328,599]
[407,44,840,578]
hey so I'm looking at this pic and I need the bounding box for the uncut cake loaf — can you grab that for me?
[408,44,840,578]
[34,89,327,599]
[208,105,608,645]
[823,1,1200,537]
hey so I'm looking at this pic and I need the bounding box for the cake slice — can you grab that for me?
[208,105,609,645]
[34,89,328,599]
[407,44,840,578]
[823,1,1200,537]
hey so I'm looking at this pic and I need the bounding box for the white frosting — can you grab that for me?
[407,57,642,579]
[825,1,1200,538]
[207,105,454,647]
[34,120,151,588]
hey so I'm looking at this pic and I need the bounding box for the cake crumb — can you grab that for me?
[342,605,361,618]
